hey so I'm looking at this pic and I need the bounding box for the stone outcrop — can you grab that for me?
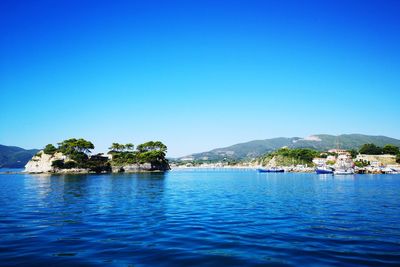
[25,151,169,174]
[24,151,66,173]
[111,163,166,173]
[24,151,88,174]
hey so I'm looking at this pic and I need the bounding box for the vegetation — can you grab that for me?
[110,141,169,170]
[358,143,400,155]
[349,149,358,158]
[397,154,400,164]
[45,138,109,173]
[109,143,134,152]
[187,134,400,161]
[359,144,383,155]
[258,148,320,166]
[326,160,336,166]
[43,139,170,172]
[43,144,57,155]
[382,144,400,155]
[354,160,369,168]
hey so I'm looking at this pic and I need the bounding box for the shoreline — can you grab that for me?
[1,167,399,175]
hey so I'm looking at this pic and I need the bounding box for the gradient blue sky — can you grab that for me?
[1,0,400,157]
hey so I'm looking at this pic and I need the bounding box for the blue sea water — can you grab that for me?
[0,169,400,266]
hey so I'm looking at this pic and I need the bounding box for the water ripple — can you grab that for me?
[0,171,400,266]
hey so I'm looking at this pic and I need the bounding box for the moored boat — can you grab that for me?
[257,167,285,173]
[333,168,355,175]
[316,166,334,174]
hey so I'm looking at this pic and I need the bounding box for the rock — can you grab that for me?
[112,163,157,173]
[24,151,66,173]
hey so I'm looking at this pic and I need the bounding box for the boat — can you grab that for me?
[381,167,399,174]
[257,167,284,173]
[333,168,355,175]
[333,153,355,175]
[315,166,334,174]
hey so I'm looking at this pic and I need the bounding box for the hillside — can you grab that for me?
[181,134,400,161]
[0,145,39,168]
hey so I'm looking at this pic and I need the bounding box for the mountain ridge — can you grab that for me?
[180,134,400,161]
[0,145,39,168]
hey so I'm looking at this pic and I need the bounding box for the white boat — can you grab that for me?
[381,167,399,174]
[334,168,355,175]
[334,153,355,175]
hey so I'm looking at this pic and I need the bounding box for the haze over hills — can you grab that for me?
[180,134,400,161]
[0,145,39,168]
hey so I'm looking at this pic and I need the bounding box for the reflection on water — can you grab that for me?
[0,171,400,266]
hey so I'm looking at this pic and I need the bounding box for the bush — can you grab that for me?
[383,144,400,155]
[354,160,369,168]
[359,144,383,155]
[52,160,64,169]
[63,161,77,169]
[43,144,57,155]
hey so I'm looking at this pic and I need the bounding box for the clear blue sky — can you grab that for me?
[1,0,400,157]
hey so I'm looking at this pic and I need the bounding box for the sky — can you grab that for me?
[1,0,400,157]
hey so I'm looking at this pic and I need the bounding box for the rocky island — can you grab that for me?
[25,138,170,174]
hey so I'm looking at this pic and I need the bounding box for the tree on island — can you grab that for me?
[109,143,135,152]
[58,138,94,155]
[43,138,169,173]
[125,143,134,151]
[43,144,57,155]
[137,141,167,153]
[109,143,125,152]
[109,141,169,170]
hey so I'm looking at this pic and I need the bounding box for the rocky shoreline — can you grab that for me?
[24,151,169,174]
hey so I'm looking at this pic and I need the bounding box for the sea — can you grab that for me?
[0,168,399,266]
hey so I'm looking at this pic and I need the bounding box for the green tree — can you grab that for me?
[125,143,134,151]
[43,144,57,155]
[349,149,358,158]
[359,144,383,155]
[382,144,400,155]
[58,138,94,155]
[396,154,400,164]
[109,143,125,152]
[354,160,369,167]
[137,141,167,153]
[57,138,94,167]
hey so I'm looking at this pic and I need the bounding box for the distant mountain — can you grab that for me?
[181,134,400,161]
[0,145,39,168]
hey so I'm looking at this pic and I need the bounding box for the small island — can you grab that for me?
[24,138,170,174]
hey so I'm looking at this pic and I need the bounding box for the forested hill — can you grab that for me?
[0,145,39,168]
[181,134,400,161]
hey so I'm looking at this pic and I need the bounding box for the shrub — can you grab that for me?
[43,144,57,155]
[359,144,383,155]
[52,160,64,169]
[382,144,400,155]
[354,160,369,168]
[63,161,77,169]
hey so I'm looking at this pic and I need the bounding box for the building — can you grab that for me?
[328,149,350,155]
[312,158,327,166]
